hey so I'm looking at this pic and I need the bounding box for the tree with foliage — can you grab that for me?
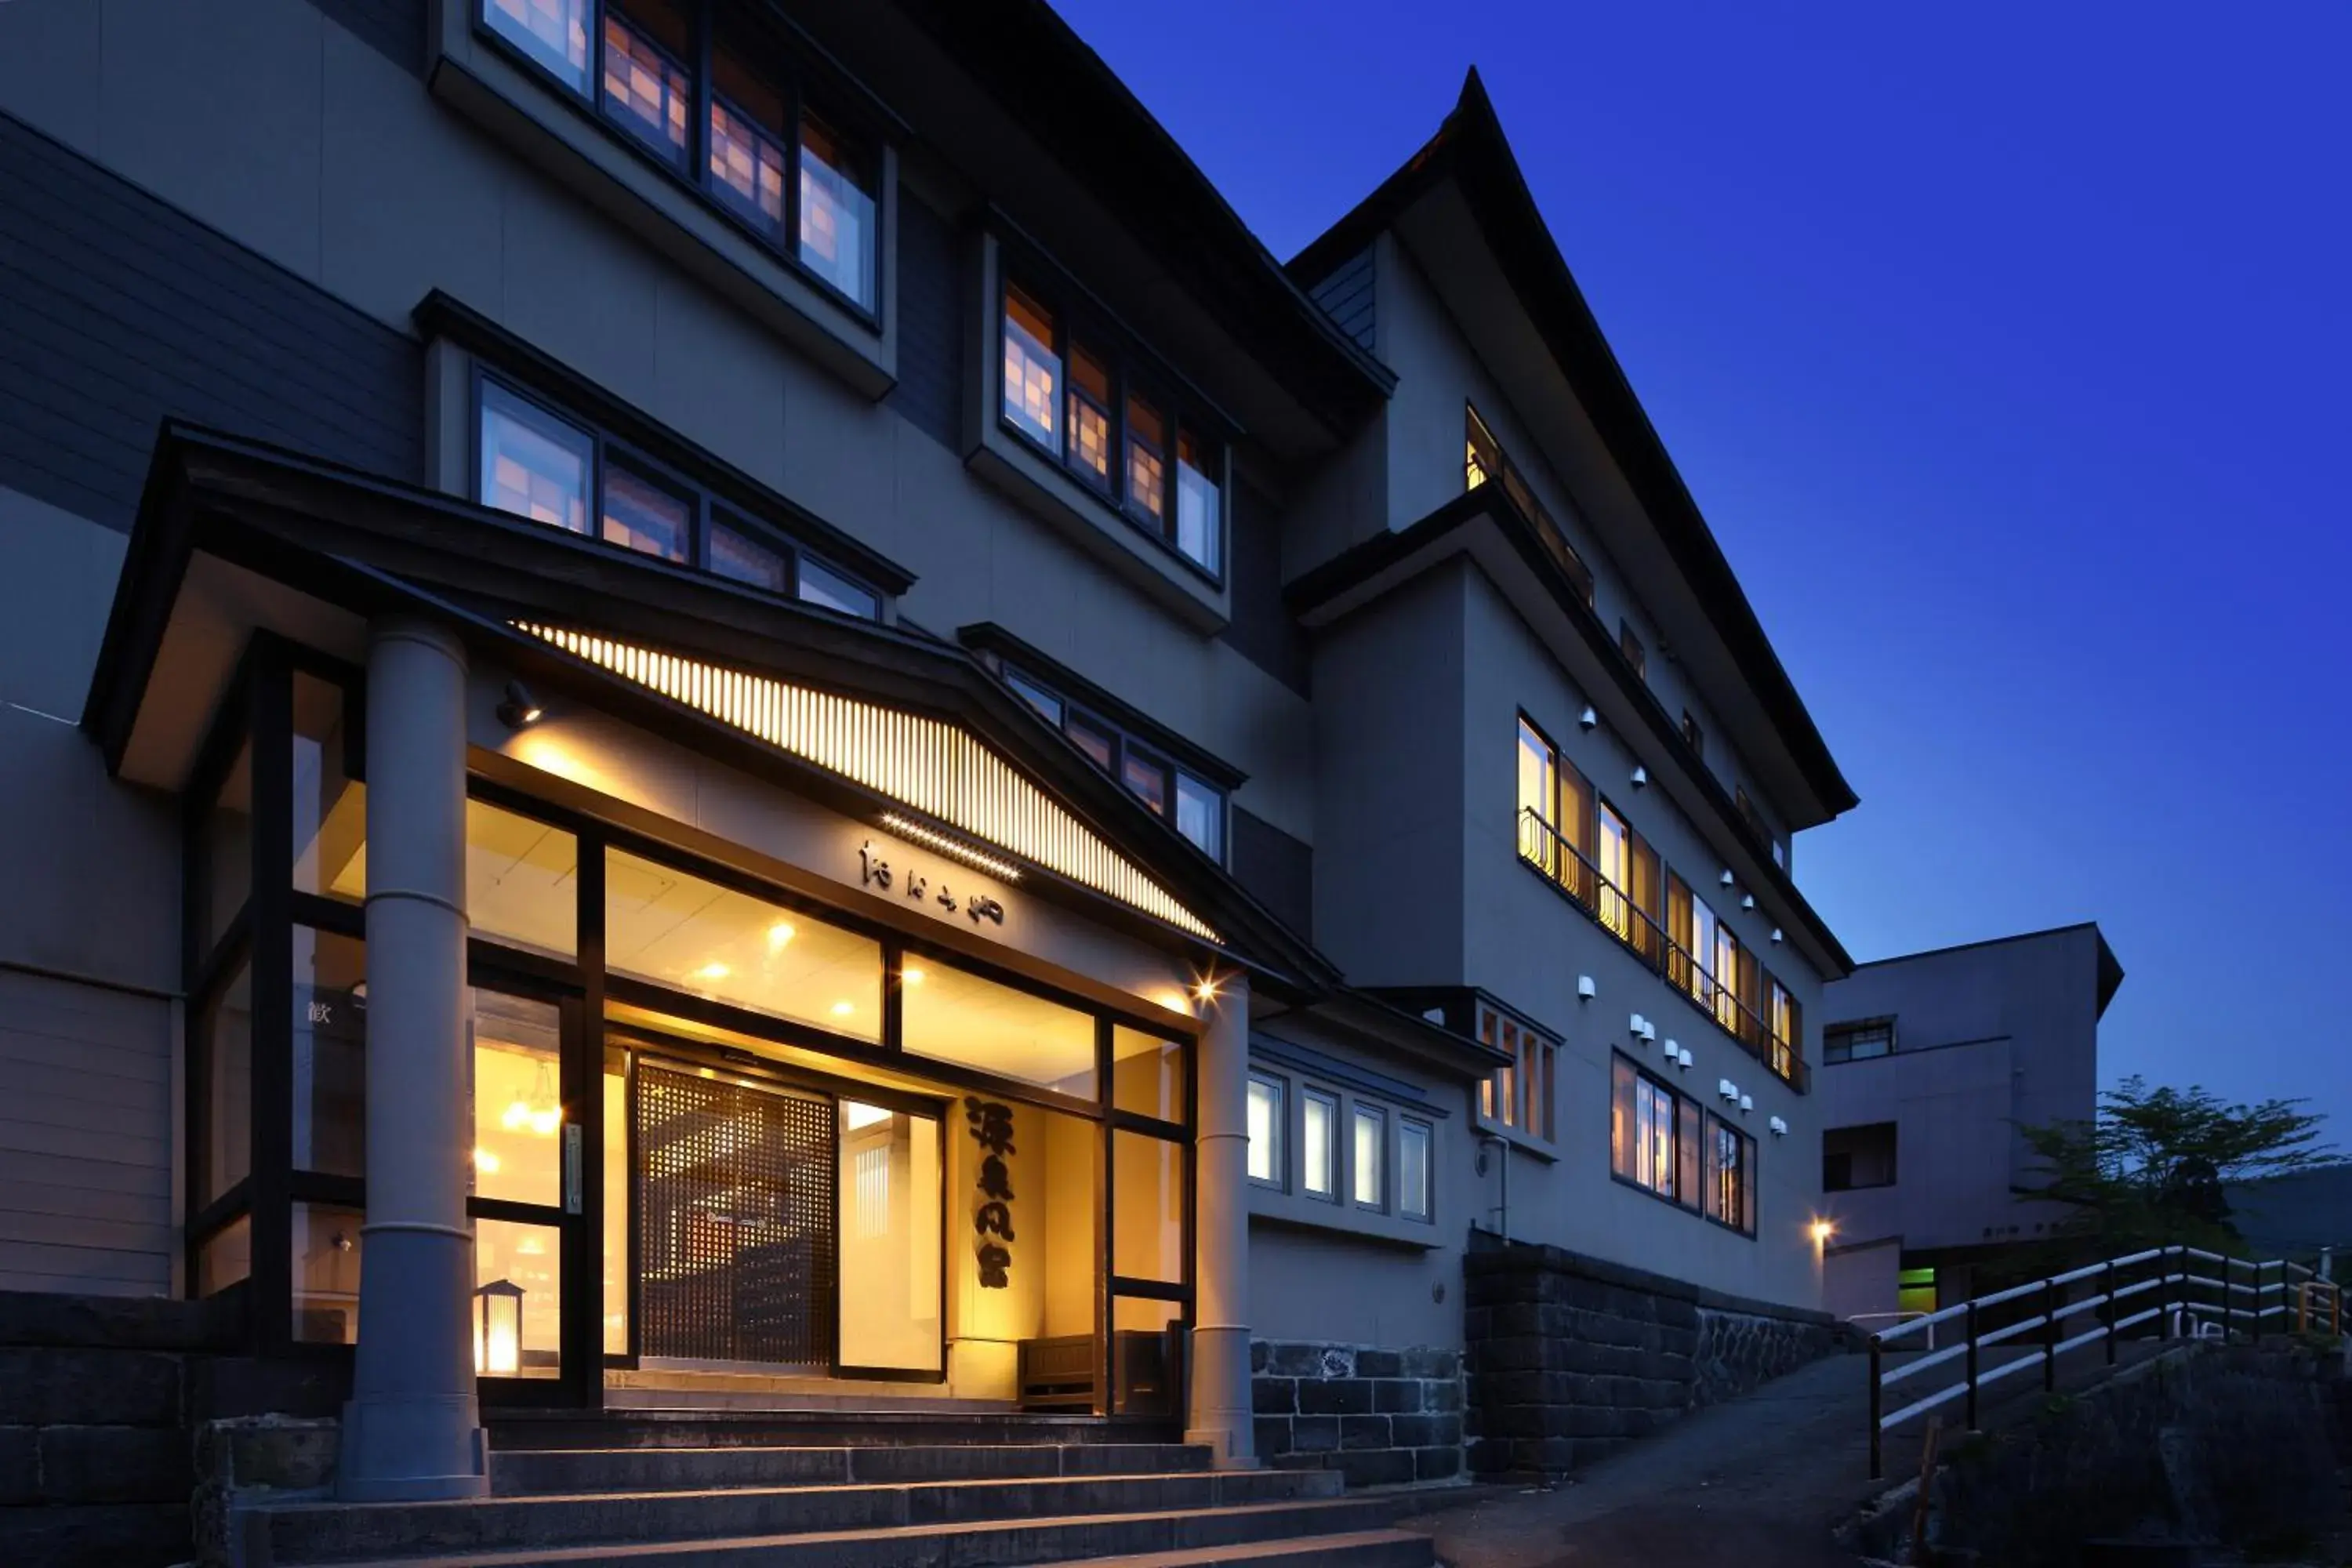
[2018,1075,2332,1252]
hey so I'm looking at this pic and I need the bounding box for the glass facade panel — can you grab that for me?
[1301,1090,1336,1200]
[902,962,1094,1098]
[483,0,590,93]
[1124,393,1165,524]
[799,110,876,308]
[472,992,564,1209]
[1002,283,1059,449]
[709,51,788,237]
[1120,751,1167,816]
[1112,1028,1185,1122]
[299,793,578,960]
[602,463,693,562]
[1112,1131,1183,1284]
[480,382,593,536]
[606,849,883,1040]
[1244,1073,1282,1185]
[200,964,253,1206]
[197,1215,252,1297]
[1068,343,1112,486]
[837,1102,942,1372]
[292,1203,364,1345]
[1352,1105,1384,1208]
[291,673,361,902]
[474,1218,562,1377]
[292,928,368,1178]
[1173,773,1221,859]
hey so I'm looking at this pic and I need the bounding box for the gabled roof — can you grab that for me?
[85,424,1339,993]
[1290,69,1858,822]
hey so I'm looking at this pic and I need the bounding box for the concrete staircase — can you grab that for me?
[235,1440,1436,1566]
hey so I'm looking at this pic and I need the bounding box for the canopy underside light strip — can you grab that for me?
[513,622,1218,942]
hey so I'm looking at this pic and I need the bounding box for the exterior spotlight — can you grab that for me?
[1192,975,1221,1004]
[1810,1219,1835,1247]
[1578,706,1599,730]
[497,680,544,728]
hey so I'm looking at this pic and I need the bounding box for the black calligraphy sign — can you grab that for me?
[964,1097,1017,1290]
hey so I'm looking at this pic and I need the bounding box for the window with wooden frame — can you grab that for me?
[1610,1054,1705,1216]
[1465,402,1593,605]
[1476,1001,1556,1144]
[997,274,1224,578]
[1706,1112,1757,1235]
[472,373,884,620]
[994,662,1226,862]
[1824,1019,1896,1063]
[478,0,882,314]
[1769,980,1802,1079]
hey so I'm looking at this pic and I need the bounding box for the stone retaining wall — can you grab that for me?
[1463,1240,1839,1479]
[1250,1340,1465,1486]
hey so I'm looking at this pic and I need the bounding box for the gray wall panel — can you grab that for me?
[887,186,962,452]
[308,0,425,76]
[1231,805,1313,943]
[0,108,423,532]
[1220,473,1310,697]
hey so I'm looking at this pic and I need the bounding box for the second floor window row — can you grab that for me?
[1000,278,1224,578]
[481,0,880,313]
[477,376,884,620]
[999,664,1225,862]
[1515,716,1806,1089]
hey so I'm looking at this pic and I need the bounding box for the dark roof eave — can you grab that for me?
[1287,483,1854,974]
[1287,69,1858,819]
[891,0,1395,437]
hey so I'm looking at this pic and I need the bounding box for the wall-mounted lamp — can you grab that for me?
[1662,1038,1679,1063]
[1740,894,1756,911]
[1640,1021,1657,1043]
[1578,706,1599,730]
[1810,1219,1835,1247]
[1718,1078,1737,1102]
[1630,1013,1648,1038]
[1770,927,1784,945]
[1630,766,1648,789]
[1677,1046,1694,1069]
[1577,975,1596,1000]
[496,680,544,729]
[1719,869,1736,887]
[1740,1094,1754,1113]
[1769,1116,1789,1137]
[1192,974,1222,1004]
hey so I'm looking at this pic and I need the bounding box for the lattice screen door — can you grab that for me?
[634,1062,839,1367]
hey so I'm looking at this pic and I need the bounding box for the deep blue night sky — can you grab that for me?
[1049,1,2352,1112]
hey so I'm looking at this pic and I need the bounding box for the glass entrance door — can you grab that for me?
[634,1062,838,1367]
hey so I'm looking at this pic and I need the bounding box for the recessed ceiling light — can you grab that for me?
[831,1000,855,1017]
[766,921,795,950]
[693,962,731,982]
[902,967,926,985]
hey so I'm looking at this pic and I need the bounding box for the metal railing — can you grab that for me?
[1865,1244,2343,1478]
[1517,808,1807,1091]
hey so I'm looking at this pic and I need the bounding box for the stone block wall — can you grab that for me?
[1464,1240,1839,1479]
[1250,1339,1465,1486]
[0,1288,242,1568]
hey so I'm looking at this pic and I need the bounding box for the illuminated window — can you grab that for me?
[1399,1119,1432,1221]
[480,383,592,537]
[1125,392,1167,528]
[484,0,590,92]
[474,376,884,619]
[1611,1054,1679,1200]
[799,108,877,310]
[1465,401,1592,604]
[601,0,691,165]
[1174,426,1221,575]
[1247,1073,1284,1186]
[1067,342,1114,488]
[709,49,788,238]
[707,518,789,593]
[1002,282,1060,449]
[602,462,692,563]
[1351,1105,1387,1209]
[1708,1114,1756,1234]
[1477,1002,1555,1142]
[994,662,1228,862]
[901,960,1095,1099]
[1301,1089,1338,1200]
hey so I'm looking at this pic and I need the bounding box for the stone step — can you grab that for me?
[491,1443,1214,1494]
[282,1497,1410,1567]
[252,1468,1349,1562]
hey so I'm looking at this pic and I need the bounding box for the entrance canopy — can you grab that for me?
[83,425,1329,990]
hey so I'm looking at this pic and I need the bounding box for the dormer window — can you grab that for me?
[996,273,1225,579]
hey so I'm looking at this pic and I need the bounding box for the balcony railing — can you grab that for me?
[1517,808,1807,1091]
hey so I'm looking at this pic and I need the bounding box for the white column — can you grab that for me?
[338,618,487,1501]
[1187,975,1254,1467]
